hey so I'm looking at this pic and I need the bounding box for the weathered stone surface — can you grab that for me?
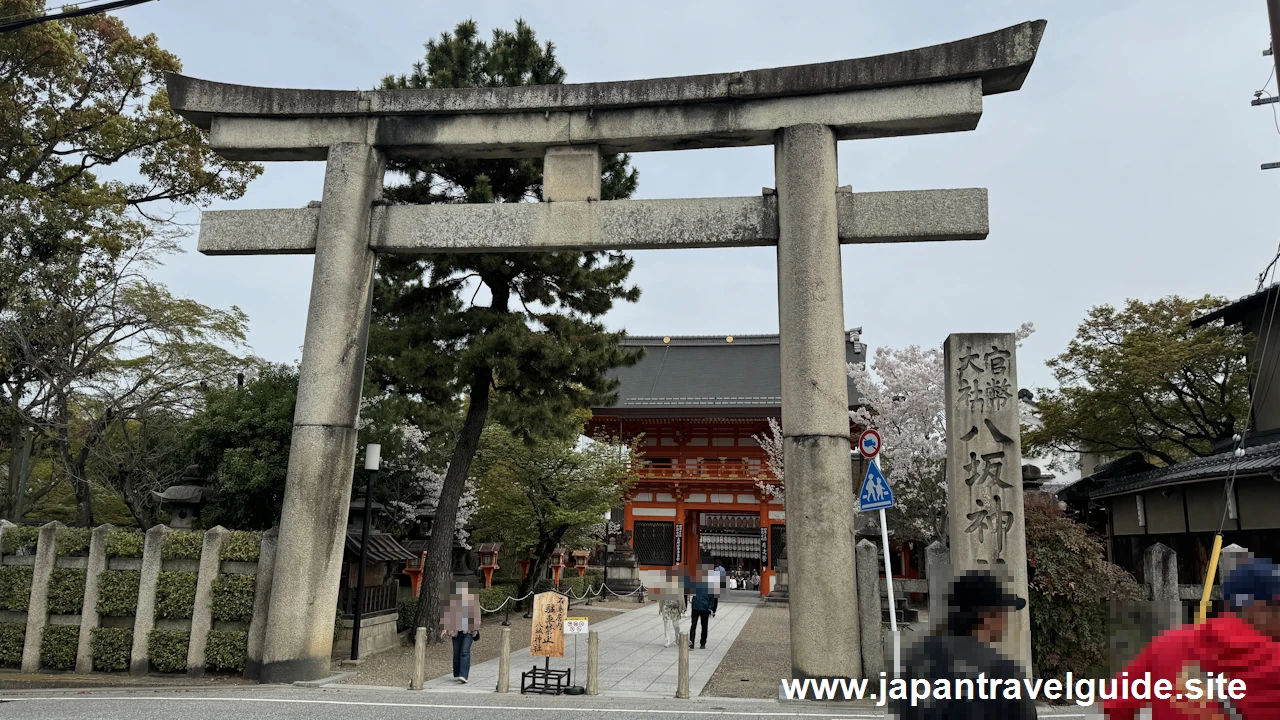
[21,522,59,672]
[943,333,1031,673]
[130,525,171,675]
[75,524,113,673]
[187,526,228,677]
[1144,542,1180,632]
[244,527,278,681]
[925,540,951,631]
[167,21,1044,130]
[543,145,601,202]
[855,539,884,678]
[776,124,860,681]
[198,189,987,256]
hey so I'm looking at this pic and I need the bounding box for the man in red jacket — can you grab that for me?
[1103,557,1280,719]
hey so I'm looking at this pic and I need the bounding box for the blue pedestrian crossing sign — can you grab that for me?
[859,461,895,511]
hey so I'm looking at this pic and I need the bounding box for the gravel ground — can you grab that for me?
[700,604,790,699]
[335,600,640,687]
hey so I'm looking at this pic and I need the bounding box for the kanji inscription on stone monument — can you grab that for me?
[944,333,1032,672]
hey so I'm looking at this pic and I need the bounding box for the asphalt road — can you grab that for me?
[0,685,1105,719]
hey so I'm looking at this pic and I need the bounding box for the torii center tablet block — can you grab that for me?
[167,20,1045,684]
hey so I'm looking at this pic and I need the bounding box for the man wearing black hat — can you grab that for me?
[890,570,1035,720]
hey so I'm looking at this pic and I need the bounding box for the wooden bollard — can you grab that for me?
[586,630,600,695]
[410,627,427,690]
[496,626,512,693]
[676,631,690,699]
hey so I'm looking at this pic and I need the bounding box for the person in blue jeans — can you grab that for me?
[688,565,717,649]
[441,582,481,683]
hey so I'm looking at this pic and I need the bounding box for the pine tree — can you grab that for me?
[370,19,642,641]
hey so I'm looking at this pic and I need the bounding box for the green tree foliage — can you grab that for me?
[1025,492,1144,678]
[1026,295,1252,466]
[472,417,637,603]
[374,18,642,642]
[187,365,297,530]
[0,1,260,524]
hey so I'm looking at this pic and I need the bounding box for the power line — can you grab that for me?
[0,0,158,33]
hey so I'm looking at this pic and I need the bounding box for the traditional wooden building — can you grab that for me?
[587,332,866,596]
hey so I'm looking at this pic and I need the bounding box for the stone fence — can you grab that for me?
[0,520,276,679]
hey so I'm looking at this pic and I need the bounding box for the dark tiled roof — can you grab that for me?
[1191,282,1279,327]
[1090,441,1280,498]
[595,332,865,412]
[345,530,416,563]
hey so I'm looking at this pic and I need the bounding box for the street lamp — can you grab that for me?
[351,443,380,661]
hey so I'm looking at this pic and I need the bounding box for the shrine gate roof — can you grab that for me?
[593,333,865,417]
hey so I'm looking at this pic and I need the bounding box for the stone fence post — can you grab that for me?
[1144,542,1179,631]
[854,539,883,678]
[130,524,171,675]
[187,526,228,676]
[926,540,950,632]
[244,527,279,680]
[21,522,60,672]
[75,524,114,673]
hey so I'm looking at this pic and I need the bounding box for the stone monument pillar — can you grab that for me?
[260,142,385,683]
[775,124,861,680]
[943,333,1031,673]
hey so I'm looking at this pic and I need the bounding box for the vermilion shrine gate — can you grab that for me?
[168,21,1045,683]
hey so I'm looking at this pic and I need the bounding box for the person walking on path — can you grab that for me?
[891,570,1035,719]
[441,581,482,683]
[658,591,683,648]
[689,566,716,649]
[1102,557,1280,719]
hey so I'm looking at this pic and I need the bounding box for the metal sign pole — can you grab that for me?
[874,460,900,677]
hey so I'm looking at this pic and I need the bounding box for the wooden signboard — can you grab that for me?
[529,591,567,658]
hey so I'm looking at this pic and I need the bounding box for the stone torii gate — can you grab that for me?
[168,20,1044,684]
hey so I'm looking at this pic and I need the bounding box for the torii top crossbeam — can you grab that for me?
[167,21,1044,161]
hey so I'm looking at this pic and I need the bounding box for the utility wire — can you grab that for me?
[0,0,157,33]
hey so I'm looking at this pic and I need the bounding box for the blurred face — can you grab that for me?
[1241,600,1280,640]
[975,609,1011,643]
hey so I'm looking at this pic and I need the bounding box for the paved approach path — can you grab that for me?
[422,602,754,697]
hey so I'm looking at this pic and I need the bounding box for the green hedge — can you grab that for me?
[41,625,79,670]
[563,575,603,600]
[105,529,145,558]
[397,597,417,632]
[205,630,247,673]
[96,570,140,617]
[0,622,23,667]
[155,572,197,620]
[148,629,189,673]
[47,568,86,615]
[0,565,33,611]
[478,584,519,616]
[219,531,261,562]
[54,527,91,557]
[162,530,204,560]
[91,627,132,672]
[1,526,39,555]
[211,573,255,623]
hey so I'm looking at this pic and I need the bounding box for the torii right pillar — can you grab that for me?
[943,333,1032,673]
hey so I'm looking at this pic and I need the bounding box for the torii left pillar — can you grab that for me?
[260,143,385,683]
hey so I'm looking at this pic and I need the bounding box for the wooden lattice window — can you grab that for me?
[634,521,675,566]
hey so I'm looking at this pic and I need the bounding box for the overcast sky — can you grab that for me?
[119,0,1278,392]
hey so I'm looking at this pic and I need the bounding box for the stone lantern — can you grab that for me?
[152,464,206,529]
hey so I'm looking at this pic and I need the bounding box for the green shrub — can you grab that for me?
[155,572,197,620]
[148,629,188,673]
[46,568,86,614]
[1,526,39,555]
[96,570,141,617]
[0,565,33,611]
[0,623,24,667]
[218,531,261,562]
[1025,493,1145,678]
[162,530,204,560]
[478,584,518,616]
[54,527,91,557]
[533,578,555,594]
[397,597,417,631]
[211,573,255,623]
[205,630,247,673]
[563,575,602,600]
[104,529,145,558]
[40,625,79,670]
[91,627,132,672]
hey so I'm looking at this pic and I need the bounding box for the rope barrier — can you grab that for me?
[476,582,645,612]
